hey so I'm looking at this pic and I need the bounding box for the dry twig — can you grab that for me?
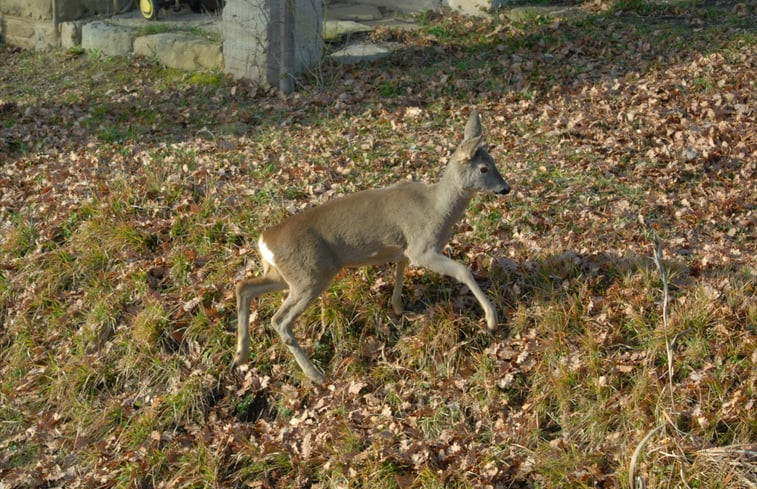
[652,236,674,407]
[697,444,757,489]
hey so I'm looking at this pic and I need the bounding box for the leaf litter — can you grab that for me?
[1,2,755,488]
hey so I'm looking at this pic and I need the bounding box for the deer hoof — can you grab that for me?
[307,372,325,385]
[231,354,247,370]
[304,367,326,384]
[485,318,498,334]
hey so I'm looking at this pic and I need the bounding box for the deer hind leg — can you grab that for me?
[270,279,334,384]
[233,268,287,368]
[391,259,408,315]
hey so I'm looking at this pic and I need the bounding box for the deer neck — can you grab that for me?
[432,164,474,233]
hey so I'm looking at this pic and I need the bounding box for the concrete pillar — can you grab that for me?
[223,0,323,85]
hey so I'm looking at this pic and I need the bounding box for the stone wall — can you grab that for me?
[1,0,56,49]
[0,0,119,49]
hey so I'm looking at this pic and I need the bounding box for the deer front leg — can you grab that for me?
[391,259,408,315]
[411,251,498,332]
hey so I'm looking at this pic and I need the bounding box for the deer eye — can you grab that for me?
[479,166,488,174]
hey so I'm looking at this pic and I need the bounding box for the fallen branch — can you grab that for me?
[629,424,664,489]
[628,235,677,488]
[652,235,674,407]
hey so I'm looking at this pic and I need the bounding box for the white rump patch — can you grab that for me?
[258,236,276,266]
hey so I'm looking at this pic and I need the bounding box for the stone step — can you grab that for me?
[133,32,222,71]
[81,20,136,56]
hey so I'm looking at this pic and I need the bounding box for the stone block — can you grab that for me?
[330,42,395,65]
[82,21,135,56]
[60,21,82,48]
[0,0,53,21]
[3,16,36,39]
[134,33,222,72]
[2,16,58,49]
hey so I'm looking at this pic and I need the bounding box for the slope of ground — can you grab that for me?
[1,1,755,487]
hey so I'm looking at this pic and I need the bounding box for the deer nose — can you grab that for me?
[498,184,510,195]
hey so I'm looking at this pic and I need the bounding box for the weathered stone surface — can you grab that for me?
[1,0,117,22]
[1,16,58,49]
[330,42,395,64]
[0,0,53,21]
[134,33,222,71]
[60,21,82,48]
[223,0,322,83]
[326,4,382,21]
[82,21,135,56]
[323,20,373,41]
[108,8,221,36]
[3,17,36,39]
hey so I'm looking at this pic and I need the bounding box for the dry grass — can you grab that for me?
[1,1,755,487]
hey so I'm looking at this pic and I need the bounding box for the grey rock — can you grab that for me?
[323,20,374,41]
[330,42,397,64]
[82,21,135,56]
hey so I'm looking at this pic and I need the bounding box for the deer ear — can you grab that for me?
[464,109,482,140]
[456,135,482,162]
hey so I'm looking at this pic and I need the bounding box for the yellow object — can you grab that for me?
[140,0,157,20]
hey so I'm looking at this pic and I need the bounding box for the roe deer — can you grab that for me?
[234,109,510,382]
